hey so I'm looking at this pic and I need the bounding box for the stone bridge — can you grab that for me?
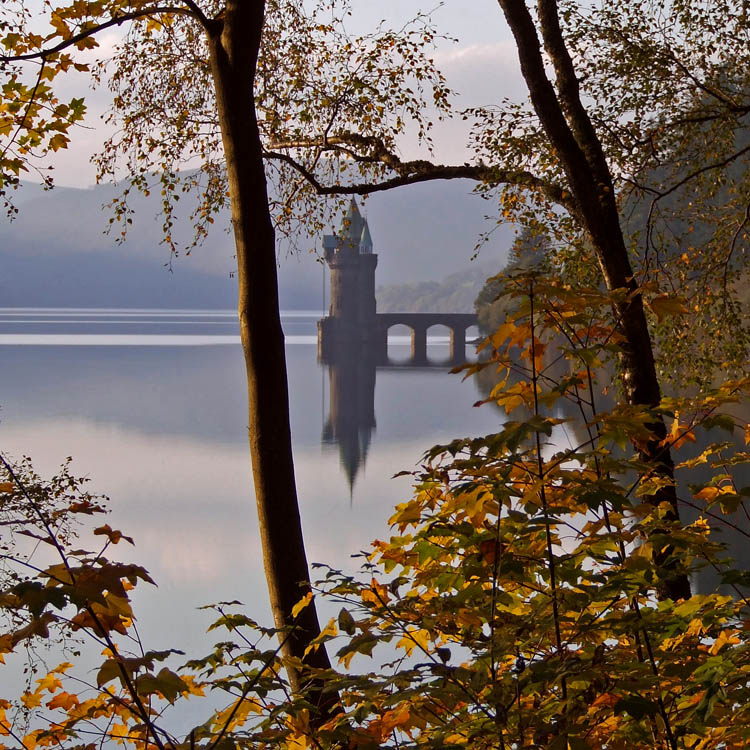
[375,312,478,363]
[316,200,480,366]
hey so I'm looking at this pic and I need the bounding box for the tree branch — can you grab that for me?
[0,58,46,163]
[652,142,750,203]
[176,0,211,28]
[0,6,197,63]
[537,0,613,191]
[265,136,575,210]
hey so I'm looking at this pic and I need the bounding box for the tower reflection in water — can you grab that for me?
[321,346,377,495]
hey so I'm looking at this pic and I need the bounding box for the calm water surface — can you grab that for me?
[2,307,748,735]
[0,308,500,658]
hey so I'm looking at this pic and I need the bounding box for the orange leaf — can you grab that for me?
[36,673,62,693]
[661,415,696,450]
[591,692,619,709]
[93,525,133,545]
[479,539,503,565]
[46,692,79,711]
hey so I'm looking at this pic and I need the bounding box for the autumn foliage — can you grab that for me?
[2,0,750,747]
[0,274,748,750]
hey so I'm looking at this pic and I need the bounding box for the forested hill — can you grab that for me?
[376,262,501,313]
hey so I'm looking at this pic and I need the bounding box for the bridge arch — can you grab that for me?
[376,313,477,365]
[424,323,452,363]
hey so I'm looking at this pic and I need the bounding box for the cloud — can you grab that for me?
[394,41,528,166]
[436,42,527,106]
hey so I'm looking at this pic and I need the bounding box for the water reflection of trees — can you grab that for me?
[471,342,750,595]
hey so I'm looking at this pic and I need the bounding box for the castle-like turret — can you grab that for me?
[318,199,379,358]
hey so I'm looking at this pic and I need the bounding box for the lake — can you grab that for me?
[0,308,501,659]
[3,306,747,683]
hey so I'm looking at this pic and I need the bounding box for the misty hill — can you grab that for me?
[376,261,501,313]
[1,179,511,309]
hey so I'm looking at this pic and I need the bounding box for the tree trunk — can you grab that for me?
[497,0,690,601]
[204,0,333,697]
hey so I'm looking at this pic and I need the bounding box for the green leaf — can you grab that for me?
[338,607,356,635]
[614,695,659,719]
[135,668,187,703]
[96,659,122,688]
[701,414,736,433]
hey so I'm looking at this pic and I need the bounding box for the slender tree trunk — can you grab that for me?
[204,0,333,697]
[497,0,690,600]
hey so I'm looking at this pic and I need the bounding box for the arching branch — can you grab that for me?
[265,135,575,211]
[0,6,197,64]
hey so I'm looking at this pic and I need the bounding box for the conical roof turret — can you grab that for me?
[339,198,366,251]
[360,219,373,253]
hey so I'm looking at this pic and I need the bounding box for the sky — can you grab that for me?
[28,0,526,188]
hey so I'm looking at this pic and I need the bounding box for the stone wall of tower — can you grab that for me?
[327,252,362,340]
[357,254,378,327]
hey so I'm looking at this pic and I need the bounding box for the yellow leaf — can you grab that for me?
[490,322,518,349]
[21,691,42,709]
[291,592,312,619]
[110,723,130,745]
[36,673,62,693]
[709,629,740,655]
[213,696,260,733]
[319,617,337,640]
[396,627,431,656]
[648,295,690,322]
[286,709,311,749]
[361,578,390,607]
[180,674,206,697]
[388,500,421,528]
[0,634,12,661]
[695,485,732,502]
[0,483,13,493]
[286,733,309,750]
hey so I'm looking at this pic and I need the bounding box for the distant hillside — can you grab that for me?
[1,179,511,309]
[376,262,501,313]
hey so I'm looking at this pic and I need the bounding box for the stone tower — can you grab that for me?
[317,198,379,359]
